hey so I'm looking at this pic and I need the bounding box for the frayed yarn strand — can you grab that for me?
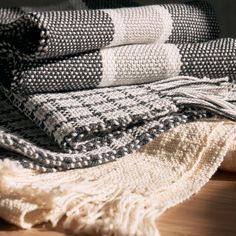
[63,191,161,236]
[160,76,236,121]
[1,120,236,235]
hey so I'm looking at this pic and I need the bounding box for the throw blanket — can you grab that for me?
[0,1,236,172]
[1,77,236,172]
[2,38,236,94]
[1,119,236,236]
[1,1,219,59]
[0,1,222,94]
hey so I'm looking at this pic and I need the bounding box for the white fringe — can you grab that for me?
[1,120,236,236]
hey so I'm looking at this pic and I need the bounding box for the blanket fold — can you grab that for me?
[0,1,224,94]
[0,1,234,173]
[1,0,236,235]
[1,119,236,236]
[1,38,235,94]
[0,1,219,60]
[1,76,236,172]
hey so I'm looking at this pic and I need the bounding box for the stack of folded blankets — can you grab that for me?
[0,0,236,235]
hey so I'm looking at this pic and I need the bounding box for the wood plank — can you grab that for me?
[0,171,236,236]
[158,180,236,236]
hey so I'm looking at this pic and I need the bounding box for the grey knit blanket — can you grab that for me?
[1,0,236,172]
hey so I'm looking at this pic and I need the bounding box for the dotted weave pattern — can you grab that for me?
[178,38,236,78]
[30,10,115,58]
[0,0,235,173]
[0,1,219,59]
[0,1,222,94]
[2,38,236,94]
[8,50,104,93]
[164,1,219,43]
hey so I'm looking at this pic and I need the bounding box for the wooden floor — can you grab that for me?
[0,171,236,236]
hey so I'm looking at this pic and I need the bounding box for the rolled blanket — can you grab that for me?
[0,1,219,60]
[1,119,236,235]
[1,76,236,172]
[2,38,236,94]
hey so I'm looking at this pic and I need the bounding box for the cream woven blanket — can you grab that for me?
[1,119,236,236]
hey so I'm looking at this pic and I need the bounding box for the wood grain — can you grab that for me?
[0,171,236,236]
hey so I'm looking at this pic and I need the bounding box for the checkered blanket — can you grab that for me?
[1,76,236,172]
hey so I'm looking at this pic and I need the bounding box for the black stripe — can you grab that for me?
[163,1,220,43]
[178,38,236,78]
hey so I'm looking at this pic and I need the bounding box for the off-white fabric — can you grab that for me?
[221,144,236,172]
[0,119,236,236]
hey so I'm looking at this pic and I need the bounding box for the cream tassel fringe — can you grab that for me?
[1,119,236,236]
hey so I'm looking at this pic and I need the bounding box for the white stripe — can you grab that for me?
[98,43,182,88]
[103,9,125,47]
[99,48,117,87]
[105,5,173,47]
[163,44,182,78]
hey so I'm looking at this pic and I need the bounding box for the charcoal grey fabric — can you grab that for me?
[1,38,236,94]
[0,1,219,60]
[0,1,222,94]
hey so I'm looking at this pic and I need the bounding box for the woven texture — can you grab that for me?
[0,1,236,173]
[0,1,223,94]
[0,1,218,59]
[1,38,236,94]
[2,76,236,172]
[1,120,236,235]
[0,1,236,234]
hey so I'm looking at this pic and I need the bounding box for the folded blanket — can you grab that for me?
[1,119,236,236]
[0,1,219,60]
[0,1,223,94]
[2,38,236,94]
[1,76,236,172]
[1,2,236,235]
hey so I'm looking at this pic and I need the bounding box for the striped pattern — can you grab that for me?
[0,1,221,94]
[0,1,219,59]
[1,38,236,94]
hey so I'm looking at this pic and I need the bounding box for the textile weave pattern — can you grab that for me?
[0,1,219,59]
[0,0,236,173]
[0,78,208,172]
[0,1,223,94]
[0,1,236,235]
[1,76,236,172]
[1,38,236,94]
[0,120,236,236]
